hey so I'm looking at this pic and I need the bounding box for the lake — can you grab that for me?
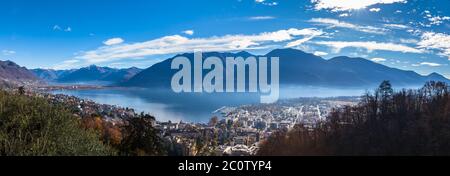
[50,86,368,123]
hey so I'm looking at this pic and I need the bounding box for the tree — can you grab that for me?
[18,86,25,95]
[119,116,165,156]
[81,116,123,147]
[377,80,393,100]
[208,116,219,127]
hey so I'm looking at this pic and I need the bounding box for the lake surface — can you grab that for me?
[50,86,368,123]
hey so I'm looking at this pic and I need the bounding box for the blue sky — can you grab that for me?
[0,0,449,78]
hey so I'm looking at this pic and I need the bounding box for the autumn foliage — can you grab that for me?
[81,116,123,146]
[81,114,164,156]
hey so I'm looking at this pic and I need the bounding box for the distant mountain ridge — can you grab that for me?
[32,66,142,84]
[2,49,449,89]
[0,60,42,87]
[121,48,450,88]
[32,68,75,81]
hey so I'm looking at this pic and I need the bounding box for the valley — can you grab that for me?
[1,49,449,156]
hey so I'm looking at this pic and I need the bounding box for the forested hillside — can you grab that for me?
[258,81,450,156]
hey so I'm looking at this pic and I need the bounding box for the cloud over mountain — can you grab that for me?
[69,28,323,65]
[314,41,423,53]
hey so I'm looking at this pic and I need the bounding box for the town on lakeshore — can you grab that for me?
[11,84,358,156]
[1,0,450,158]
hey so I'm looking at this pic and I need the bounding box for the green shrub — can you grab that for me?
[0,91,112,156]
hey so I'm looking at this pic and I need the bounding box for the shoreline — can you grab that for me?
[36,84,107,91]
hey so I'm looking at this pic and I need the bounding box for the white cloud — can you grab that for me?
[339,13,350,17]
[285,36,318,47]
[407,29,423,36]
[2,50,16,56]
[314,41,423,53]
[53,25,62,31]
[412,62,442,67]
[369,8,381,12]
[417,32,450,59]
[53,59,81,70]
[422,10,450,26]
[313,51,329,56]
[311,0,407,12]
[399,38,419,44]
[383,23,410,29]
[182,30,194,35]
[103,38,124,46]
[428,16,450,26]
[73,28,323,64]
[53,25,72,32]
[309,18,387,34]
[265,2,278,6]
[255,0,278,6]
[286,29,324,47]
[248,16,276,20]
[371,57,386,62]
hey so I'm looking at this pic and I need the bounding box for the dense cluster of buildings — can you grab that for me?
[40,93,137,124]
[154,97,359,156]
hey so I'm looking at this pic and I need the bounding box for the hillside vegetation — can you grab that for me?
[0,91,111,156]
[0,90,164,156]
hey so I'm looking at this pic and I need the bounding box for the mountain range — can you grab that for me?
[0,60,41,87]
[3,48,449,88]
[32,65,142,84]
[122,48,449,88]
